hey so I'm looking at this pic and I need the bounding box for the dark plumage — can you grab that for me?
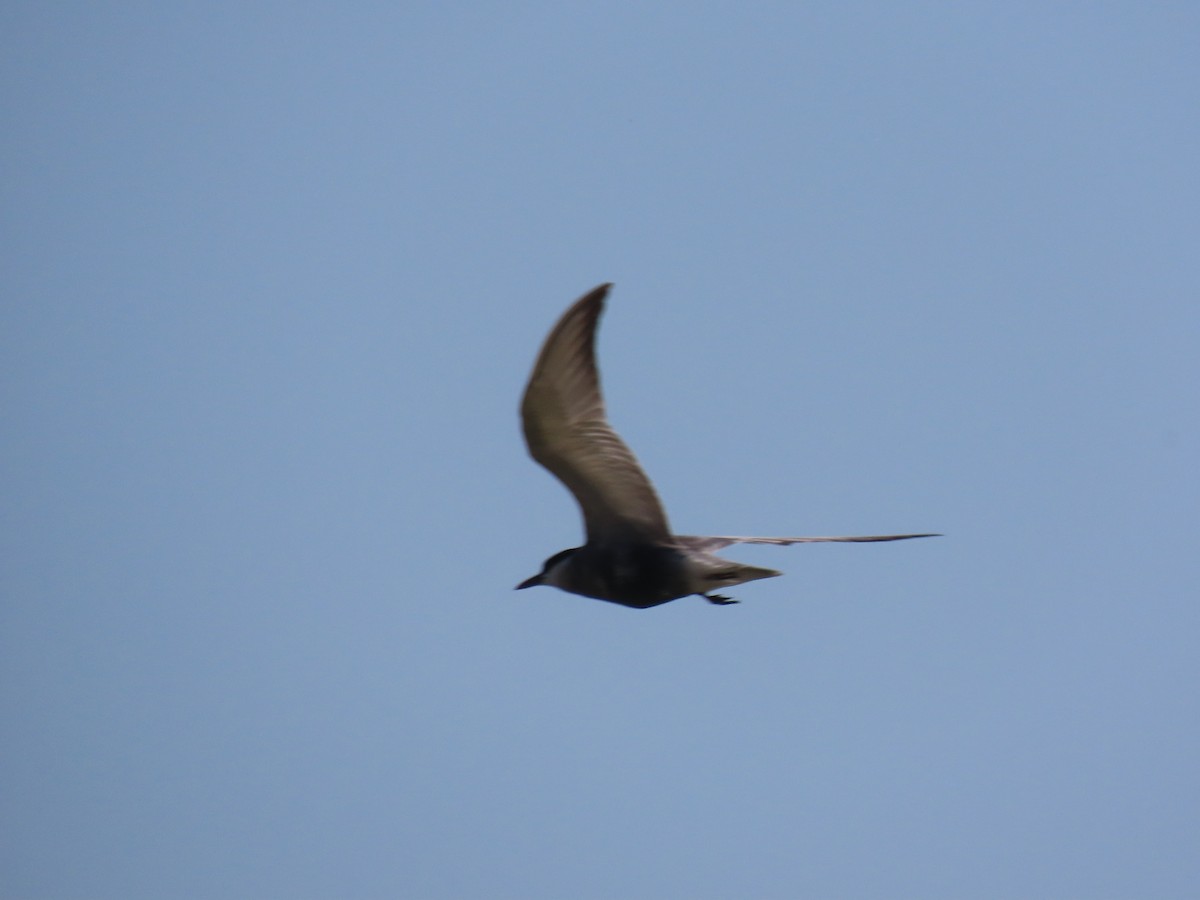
[516,284,938,608]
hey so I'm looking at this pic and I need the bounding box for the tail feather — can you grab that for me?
[696,559,782,589]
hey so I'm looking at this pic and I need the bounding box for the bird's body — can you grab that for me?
[516,284,936,608]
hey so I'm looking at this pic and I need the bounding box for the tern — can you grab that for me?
[516,283,937,608]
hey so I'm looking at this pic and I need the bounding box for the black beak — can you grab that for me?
[515,574,543,590]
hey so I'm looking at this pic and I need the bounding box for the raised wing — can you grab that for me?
[521,283,671,542]
[675,533,940,553]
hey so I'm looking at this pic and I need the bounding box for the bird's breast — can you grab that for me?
[569,542,692,608]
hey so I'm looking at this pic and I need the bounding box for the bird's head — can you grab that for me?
[515,547,579,590]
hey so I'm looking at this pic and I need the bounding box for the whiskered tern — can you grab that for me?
[516,283,937,608]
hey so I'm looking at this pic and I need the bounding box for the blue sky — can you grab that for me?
[3,4,1198,898]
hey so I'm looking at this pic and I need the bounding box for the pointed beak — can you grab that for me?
[515,574,543,590]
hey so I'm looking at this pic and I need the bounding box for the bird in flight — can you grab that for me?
[516,283,937,608]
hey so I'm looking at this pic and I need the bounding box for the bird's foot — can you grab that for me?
[703,593,739,605]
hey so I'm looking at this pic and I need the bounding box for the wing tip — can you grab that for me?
[579,282,613,307]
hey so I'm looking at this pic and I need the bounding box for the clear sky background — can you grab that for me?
[3,4,1198,899]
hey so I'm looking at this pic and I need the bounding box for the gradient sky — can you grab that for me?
[3,4,1198,899]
